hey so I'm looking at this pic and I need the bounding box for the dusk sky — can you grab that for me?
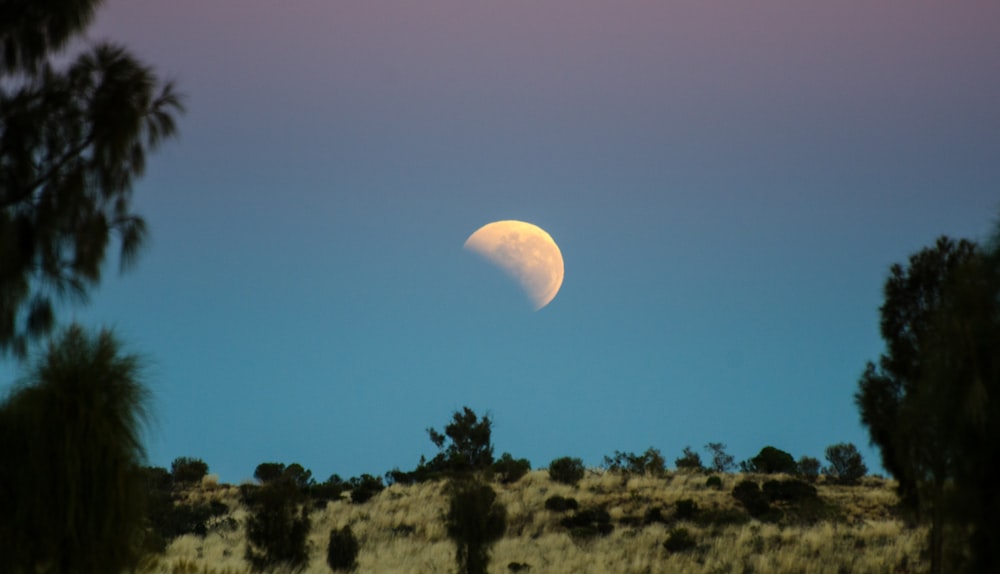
[11,1,998,484]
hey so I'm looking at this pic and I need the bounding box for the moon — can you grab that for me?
[464,220,564,310]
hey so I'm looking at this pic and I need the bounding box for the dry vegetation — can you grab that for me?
[142,470,926,574]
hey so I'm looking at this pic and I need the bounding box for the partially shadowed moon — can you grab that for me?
[464,220,564,310]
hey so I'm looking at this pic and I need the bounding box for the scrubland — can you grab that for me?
[142,470,925,574]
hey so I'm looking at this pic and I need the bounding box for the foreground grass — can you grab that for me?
[142,470,926,574]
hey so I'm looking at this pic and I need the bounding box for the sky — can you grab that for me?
[8,1,1000,484]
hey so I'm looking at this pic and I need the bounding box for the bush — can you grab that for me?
[544,495,579,512]
[560,507,613,539]
[171,457,209,485]
[732,480,771,518]
[705,475,723,489]
[705,442,736,473]
[492,453,531,484]
[675,498,699,520]
[548,457,585,486]
[644,506,668,525]
[254,462,287,484]
[663,528,697,553]
[604,447,667,476]
[445,479,507,574]
[348,474,384,504]
[740,446,797,474]
[824,443,867,485]
[310,474,346,507]
[674,446,703,472]
[763,479,818,502]
[244,480,310,572]
[326,525,359,572]
[797,456,821,482]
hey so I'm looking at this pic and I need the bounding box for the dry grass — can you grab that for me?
[143,470,927,574]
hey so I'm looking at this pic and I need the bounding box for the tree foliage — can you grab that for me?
[740,446,797,475]
[604,447,667,476]
[0,325,149,573]
[673,446,703,472]
[856,233,1000,573]
[0,0,183,357]
[445,479,507,574]
[823,443,867,485]
[548,456,585,486]
[705,442,735,473]
[244,474,311,572]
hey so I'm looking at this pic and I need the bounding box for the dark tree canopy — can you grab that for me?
[1,0,183,357]
[0,325,149,573]
[856,233,1000,573]
[445,479,507,574]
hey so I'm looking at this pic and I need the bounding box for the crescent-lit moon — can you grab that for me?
[464,220,564,310]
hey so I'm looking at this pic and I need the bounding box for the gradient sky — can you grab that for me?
[9,1,999,484]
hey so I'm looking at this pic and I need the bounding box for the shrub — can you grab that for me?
[492,453,531,484]
[663,528,697,553]
[705,442,736,473]
[310,474,346,507]
[544,495,579,512]
[445,479,507,574]
[732,480,771,518]
[763,479,818,502]
[644,506,668,525]
[171,457,209,485]
[675,498,699,520]
[604,447,667,476]
[326,525,359,572]
[705,475,723,489]
[348,474,384,504]
[740,446,797,474]
[824,443,867,485]
[244,480,310,572]
[254,462,287,484]
[548,457,585,486]
[560,507,613,539]
[674,446,703,472]
[797,456,821,482]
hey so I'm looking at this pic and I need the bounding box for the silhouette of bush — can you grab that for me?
[548,457,585,485]
[675,498,699,520]
[763,479,818,502]
[705,442,736,473]
[560,507,613,539]
[254,462,287,484]
[643,506,667,525]
[604,447,667,476]
[349,474,384,504]
[732,480,772,518]
[740,446,797,474]
[244,479,310,572]
[446,479,507,574]
[310,474,346,508]
[391,407,496,484]
[797,456,821,482]
[705,475,723,489]
[663,527,697,553]
[674,446,703,472]
[171,457,209,485]
[824,443,867,485]
[493,452,531,484]
[544,495,579,512]
[326,525,359,572]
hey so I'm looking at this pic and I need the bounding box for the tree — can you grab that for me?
[796,456,821,482]
[326,525,360,572]
[705,442,735,473]
[445,479,507,574]
[0,325,149,573]
[674,446,703,472]
[823,443,867,485]
[548,456,585,486]
[1,0,183,357]
[740,446,797,474]
[855,236,980,573]
[244,473,311,572]
[427,406,495,473]
[171,457,209,485]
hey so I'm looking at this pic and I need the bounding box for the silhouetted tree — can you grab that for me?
[171,457,209,485]
[674,446,703,472]
[445,478,507,574]
[427,406,495,473]
[855,236,980,573]
[0,0,183,357]
[548,456,585,485]
[823,443,867,485]
[604,447,667,476]
[326,525,359,572]
[705,442,735,473]
[797,456,821,483]
[244,473,310,572]
[492,452,531,484]
[0,325,149,573]
[740,446,797,474]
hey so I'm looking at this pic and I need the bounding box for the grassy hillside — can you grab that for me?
[141,470,926,574]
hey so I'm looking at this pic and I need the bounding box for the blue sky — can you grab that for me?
[5,1,998,484]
